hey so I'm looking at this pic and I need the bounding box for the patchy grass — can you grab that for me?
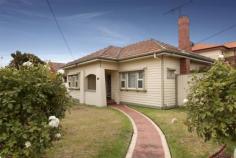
[131,106,236,158]
[44,105,132,158]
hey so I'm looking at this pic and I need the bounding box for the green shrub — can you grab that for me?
[186,60,236,143]
[0,64,71,158]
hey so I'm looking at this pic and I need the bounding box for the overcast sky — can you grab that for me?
[0,0,235,66]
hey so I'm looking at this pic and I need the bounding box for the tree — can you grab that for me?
[186,59,236,143]
[9,51,45,69]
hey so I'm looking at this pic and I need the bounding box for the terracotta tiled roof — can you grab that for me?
[49,62,65,72]
[192,43,221,51]
[65,39,213,67]
[66,46,121,66]
[192,41,236,51]
[224,41,236,48]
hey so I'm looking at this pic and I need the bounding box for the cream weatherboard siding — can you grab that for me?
[111,71,120,103]
[163,56,180,107]
[190,61,206,71]
[65,56,209,107]
[119,57,162,107]
[197,49,223,60]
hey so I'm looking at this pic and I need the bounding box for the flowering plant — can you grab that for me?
[0,64,71,157]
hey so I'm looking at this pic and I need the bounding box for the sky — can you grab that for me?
[0,0,236,66]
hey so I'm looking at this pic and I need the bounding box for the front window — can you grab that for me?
[87,74,96,91]
[128,72,137,88]
[68,74,79,88]
[120,70,144,90]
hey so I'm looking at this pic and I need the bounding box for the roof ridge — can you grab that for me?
[100,45,114,57]
[151,39,167,50]
[120,39,153,48]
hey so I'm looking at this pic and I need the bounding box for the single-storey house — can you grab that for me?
[63,16,214,108]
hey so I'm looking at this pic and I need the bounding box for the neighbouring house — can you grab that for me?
[48,61,65,72]
[63,16,214,108]
[192,42,236,66]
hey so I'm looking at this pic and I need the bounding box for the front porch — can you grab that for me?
[75,62,120,107]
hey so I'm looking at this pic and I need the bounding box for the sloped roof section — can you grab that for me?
[65,46,121,66]
[65,39,213,67]
[48,62,65,72]
[192,41,236,51]
[118,40,162,59]
[192,43,221,51]
[224,41,236,48]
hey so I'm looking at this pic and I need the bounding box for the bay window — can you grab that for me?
[120,70,144,90]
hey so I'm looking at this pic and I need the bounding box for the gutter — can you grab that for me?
[64,50,214,69]
[63,58,118,69]
[157,51,214,64]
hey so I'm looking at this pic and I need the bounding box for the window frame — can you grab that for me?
[167,68,176,79]
[120,70,145,90]
[127,71,137,89]
[68,73,80,89]
[87,74,96,91]
[120,73,127,89]
[137,71,144,89]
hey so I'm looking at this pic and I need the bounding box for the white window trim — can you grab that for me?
[167,68,176,79]
[127,72,137,89]
[68,73,80,89]
[137,78,144,89]
[120,70,145,90]
[120,73,127,89]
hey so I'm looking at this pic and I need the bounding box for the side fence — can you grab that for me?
[176,73,202,106]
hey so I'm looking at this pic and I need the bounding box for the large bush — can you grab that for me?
[0,64,71,157]
[186,60,236,142]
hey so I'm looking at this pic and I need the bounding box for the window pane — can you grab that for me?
[138,80,143,88]
[121,81,125,88]
[138,71,144,79]
[68,74,79,88]
[128,72,137,88]
[167,69,175,79]
[87,74,96,90]
[122,73,126,79]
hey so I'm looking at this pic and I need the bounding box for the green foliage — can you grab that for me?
[0,65,71,158]
[9,51,45,69]
[186,60,236,143]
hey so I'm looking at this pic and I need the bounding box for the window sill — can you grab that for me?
[86,89,96,92]
[120,89,147,92]
[68,87,80,90]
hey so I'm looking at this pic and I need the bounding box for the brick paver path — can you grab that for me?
[112,105,168,158]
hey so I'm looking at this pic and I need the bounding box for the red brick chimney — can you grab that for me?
[178,16,191,74]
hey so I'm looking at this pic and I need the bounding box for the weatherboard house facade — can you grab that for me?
[63,16,213,108]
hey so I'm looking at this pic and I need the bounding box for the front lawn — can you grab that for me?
[44,105,132,158]
[131,106,236,158]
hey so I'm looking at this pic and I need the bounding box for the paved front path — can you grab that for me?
[112,105,171,158]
